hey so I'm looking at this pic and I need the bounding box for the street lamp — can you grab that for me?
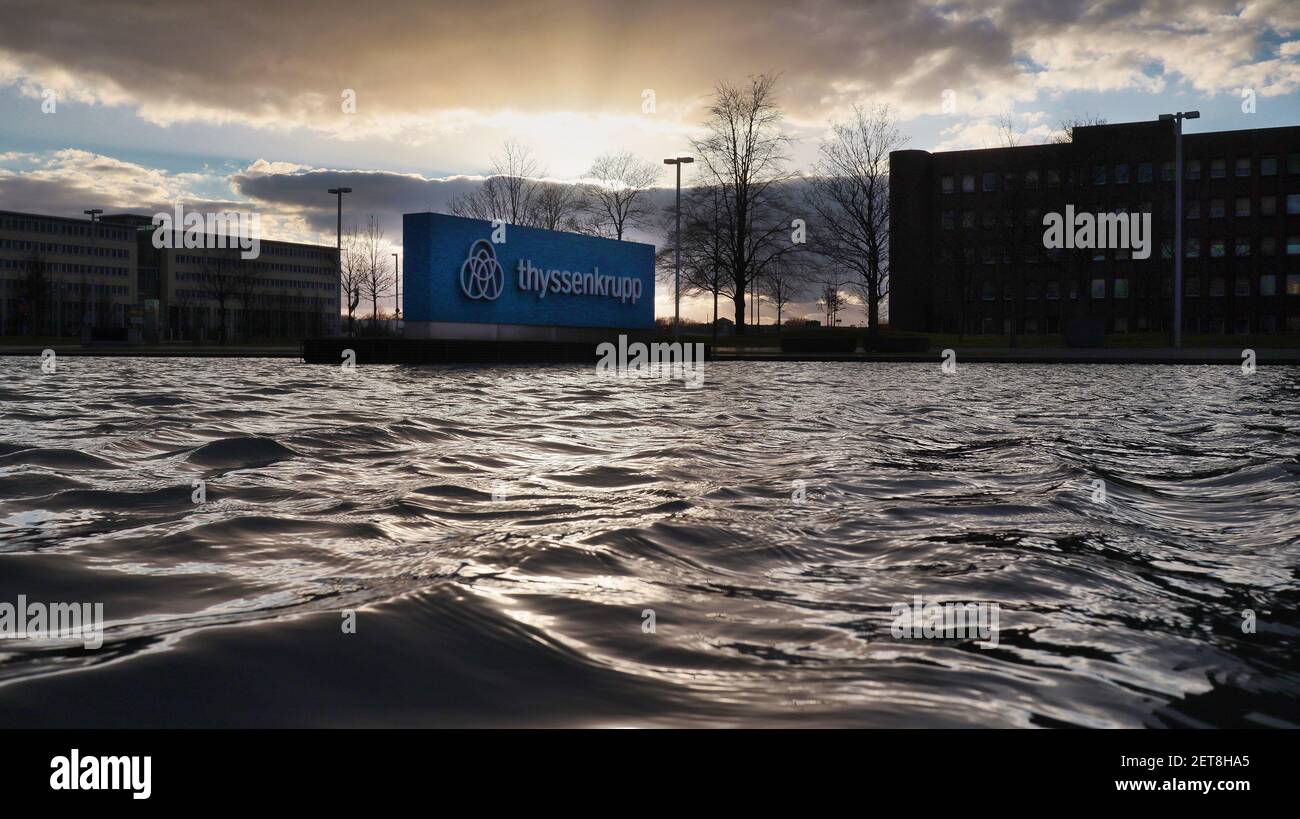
[392,252,400,325]
[83,208,102,334]
[1159,111,1199,347]
[664,156,693,340]
[327,187,352,336]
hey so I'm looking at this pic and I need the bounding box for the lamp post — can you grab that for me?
[327,187,352,336]
[392,252,400,329]
[663,156,693,340]
[1159,111,1199,347]
[83,208,102,335]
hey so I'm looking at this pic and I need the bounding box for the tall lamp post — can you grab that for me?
[1159,111,1199,347]
[392,252,400,330]
[83,208,102,335]
[327,187,352,336]
[663,156,693,340]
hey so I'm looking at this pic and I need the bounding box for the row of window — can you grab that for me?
[171,288,333,307]
[0,280,131,296]
[173,255,335,277]
[0,258,132,276]
[0,217,134,243]
[0,239,131,258]
[172,269,334,290]
[940,193,1300,232]
[946,236,1300,264]
[967,316,1300,335]
[941,154,1300,194]
[971,274,1300,301]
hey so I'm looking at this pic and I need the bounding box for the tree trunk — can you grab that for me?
[712,289,718,345]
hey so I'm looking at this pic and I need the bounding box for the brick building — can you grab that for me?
[889,120,1300,336]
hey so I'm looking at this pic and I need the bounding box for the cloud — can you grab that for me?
[1,0,1291,143]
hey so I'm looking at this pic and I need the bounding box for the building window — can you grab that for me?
[1025,280,1039,300]
[1262,237,1276,256]
[1069,280,1079,300]
[1210,238,1226,257]
[1162,239,1173,259]
[1262,156,1278,176]
[982,210,996,229]
[1288,236,1300,255]
[1235,238,1250,257]
[1288,194,1300,215]
[1235,157,1251,177]
[1262,195,1276,216]
[1210,198,1225,218]
[1187,160,1201,180]
[1210,276,1226,297]
[1185,277,1199,297]
[1185,238,1200,258]
[1234,317,1250,334]
[942,175,955,194]
[1162,161,1174,181]
[1186,200,1200,219]
[1211,158,1226,178]
[981,246,996,264]
[1093,165,1106,185]
[941,211,955,230]
[1235,197,1250,217]
[962,174,975,193]
[1046,280,1060,300]
[1138,162,1153,183]
[1025,169,1040,189]
[1288,274,1300,295]
[1091,278,1106,299]
[1047,169,1061,187]
[1114,277,1129,298]
[1115,163,1130,184]
[982,172,997,192]
[1235,275,1250,296]
[1260,274,1277,296]
[1114,316,1128,334]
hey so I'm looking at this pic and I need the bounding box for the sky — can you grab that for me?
[1,0,1298,323]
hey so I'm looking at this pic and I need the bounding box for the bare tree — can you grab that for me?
[19,253,52,336]
[451,139,545,226]
[935,215,975,338]
[338,224,365,337]
[531,181,584,232]
[807,103,904,335]
[357,215,394,330]
[580,151,661,240]
[198,248,243,343]
[690,72,798,334]
[763,263,807,330]
[1052,113,1108,144]
[817,281,847,327]
[665,183,731,343]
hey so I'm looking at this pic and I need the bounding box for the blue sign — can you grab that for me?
[403,213,656,329]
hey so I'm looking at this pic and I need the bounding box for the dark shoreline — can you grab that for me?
[2,342,1298,365]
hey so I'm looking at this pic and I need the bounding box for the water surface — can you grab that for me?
[0,357,1296,727]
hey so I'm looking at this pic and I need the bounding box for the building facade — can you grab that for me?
[0,210,137,337]
[890,121,1300,336]
[0,208,339,340]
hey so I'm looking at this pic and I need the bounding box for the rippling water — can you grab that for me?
[0,356,1297,727]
